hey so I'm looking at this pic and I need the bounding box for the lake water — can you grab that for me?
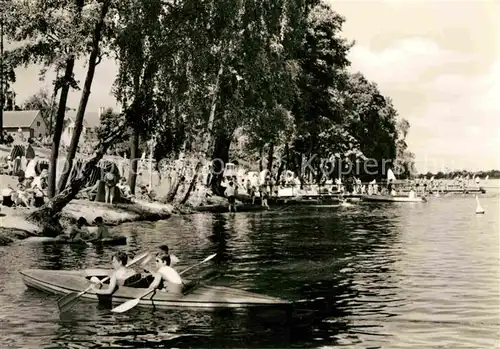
[0,191,499,348]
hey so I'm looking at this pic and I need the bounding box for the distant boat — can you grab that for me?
[387,168,397,182]
[475,195,485,214]
[361,195,426,203]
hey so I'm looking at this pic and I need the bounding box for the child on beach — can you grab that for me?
[117,177,133,200]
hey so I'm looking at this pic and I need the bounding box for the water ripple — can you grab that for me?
[0,195,499,348]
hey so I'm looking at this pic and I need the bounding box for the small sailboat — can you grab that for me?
[475,195,485,214]
[387,168,396,181]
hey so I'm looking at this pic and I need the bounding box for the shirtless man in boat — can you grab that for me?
[90,252,137,295]
[146,254,184,294]
[138,245,179,278]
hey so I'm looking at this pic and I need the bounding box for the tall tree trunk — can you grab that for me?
[163,164,185,203]
[202,60,224,153]
[266,142,274,172]
[180,60,224,204]
[47,58,75,198]
[259,146,264,172]
[266,142,275,195]
[47,0,84,198]
[57,0,111,193]
[128,132,140,194]
[180,161,203,205]
[209,132,231,196]
[125,53,158,194]
[126,56,158,194]
[276,149,286,185]
[298,152,304,189]
[164,177,181,203]
[285,143,290,171]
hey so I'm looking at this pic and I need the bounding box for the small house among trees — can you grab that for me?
[3,110,48,139]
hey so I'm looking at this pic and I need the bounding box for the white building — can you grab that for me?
[60,108,105,148]
[3,110,48,140]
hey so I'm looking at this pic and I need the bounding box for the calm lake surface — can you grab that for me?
[0,192,499,348]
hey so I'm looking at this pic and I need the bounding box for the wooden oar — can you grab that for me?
[58,251,151,313]
[111,253,217,313]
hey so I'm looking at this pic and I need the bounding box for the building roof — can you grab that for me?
[3,110,41,128]
[64,110,101,128]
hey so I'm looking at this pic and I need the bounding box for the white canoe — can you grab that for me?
[20,269,290,309]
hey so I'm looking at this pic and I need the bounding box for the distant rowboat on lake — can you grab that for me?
[361,195,426,203]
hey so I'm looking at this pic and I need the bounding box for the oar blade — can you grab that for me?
[111,298,141,313]
[139,253,153,267]
[203,253,217,263]
[129,252,150,266]
[58,291,84,312]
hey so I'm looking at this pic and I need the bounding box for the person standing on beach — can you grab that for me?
[224,181,236,212]
[260,180,269,209]
[104,170,118,204]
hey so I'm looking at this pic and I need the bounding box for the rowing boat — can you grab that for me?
[20,269,289,309]
[361,195,426,203]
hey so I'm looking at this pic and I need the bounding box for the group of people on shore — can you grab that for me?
[221,175,271,212]
[1,171,48,208]
[80,171,158,205]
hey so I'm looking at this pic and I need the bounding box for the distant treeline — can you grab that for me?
[417,170,500,179]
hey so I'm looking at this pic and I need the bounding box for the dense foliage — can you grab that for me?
[3,0,417,197]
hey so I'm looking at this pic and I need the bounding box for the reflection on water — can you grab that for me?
[0,194,499,348]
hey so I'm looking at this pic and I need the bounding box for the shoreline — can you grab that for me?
[0,199,175,246]
[0,197,267,246]
[3,182,492,246]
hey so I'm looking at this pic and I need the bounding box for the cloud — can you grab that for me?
[348,37,476,87]
[407,61,500,171]
[348,37,498,171]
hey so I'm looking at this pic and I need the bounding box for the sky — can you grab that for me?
[7,0,500,173]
